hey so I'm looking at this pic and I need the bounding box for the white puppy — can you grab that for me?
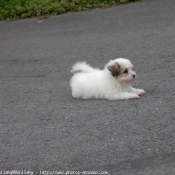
[70,58,145,100]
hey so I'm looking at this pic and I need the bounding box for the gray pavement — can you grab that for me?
[0,0,175,174]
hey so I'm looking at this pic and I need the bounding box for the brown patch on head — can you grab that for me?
[73,70,82,74]
[108,62,121,77]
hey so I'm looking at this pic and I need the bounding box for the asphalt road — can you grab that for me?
[0,0,175,174]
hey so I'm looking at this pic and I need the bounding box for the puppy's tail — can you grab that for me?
[71,62,96,74]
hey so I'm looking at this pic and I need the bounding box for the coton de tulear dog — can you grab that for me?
[70,58,145,100]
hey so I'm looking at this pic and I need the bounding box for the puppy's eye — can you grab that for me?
[123,69,128,74]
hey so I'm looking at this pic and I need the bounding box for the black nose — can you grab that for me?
[132,74,136,78]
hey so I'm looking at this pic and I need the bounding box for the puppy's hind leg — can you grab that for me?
[106,92,140,100]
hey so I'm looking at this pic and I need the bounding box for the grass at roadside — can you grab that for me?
[0,0,139,20]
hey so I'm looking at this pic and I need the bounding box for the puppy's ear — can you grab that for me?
[108,62,121,77]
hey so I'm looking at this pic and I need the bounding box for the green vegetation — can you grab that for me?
[0,0,138,20]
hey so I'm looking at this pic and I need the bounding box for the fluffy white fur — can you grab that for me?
[70,58,145,100]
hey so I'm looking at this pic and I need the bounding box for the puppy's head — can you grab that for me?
[107,58,136,83]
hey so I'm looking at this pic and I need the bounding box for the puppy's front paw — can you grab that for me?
[136,89,146,96]
[127,93,140,100]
